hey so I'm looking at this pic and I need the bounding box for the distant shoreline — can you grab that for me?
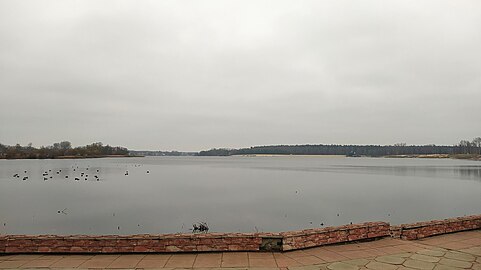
[231,154,346,157]
[2,153,480,161]
[383,154,481,161]
[231,153,481,161]
[0,154,137,160]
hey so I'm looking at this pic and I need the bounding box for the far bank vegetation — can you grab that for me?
[0,141,129,159]
[198,137,481,160]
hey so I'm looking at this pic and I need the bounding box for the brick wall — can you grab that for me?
[1,215,481,254]
[390,214,481,240]
[281,222,390,251]
[0,235,6,253]
[1,233,262,254]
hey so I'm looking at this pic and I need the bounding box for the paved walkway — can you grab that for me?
[1,230,481,269]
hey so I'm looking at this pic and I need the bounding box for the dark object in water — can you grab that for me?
[125,171,129,176]
[147,170,150,173]
[192,222,209,233]
[22,176,28,180]
[75,178,80,181]
[65,176,68,178]
[346,151,361,157]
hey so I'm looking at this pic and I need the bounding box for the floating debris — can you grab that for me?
[191,222,209,233]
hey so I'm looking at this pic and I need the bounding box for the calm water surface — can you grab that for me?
[1,156,480,235]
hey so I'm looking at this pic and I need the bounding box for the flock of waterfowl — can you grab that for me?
[11,164,151,182]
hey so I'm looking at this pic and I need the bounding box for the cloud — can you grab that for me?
[1,0,480,150]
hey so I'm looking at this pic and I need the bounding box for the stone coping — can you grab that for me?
[1,214,480,253]
[391,214,481,240]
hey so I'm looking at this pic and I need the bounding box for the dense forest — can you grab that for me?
[199,137,481,157]
[0,141,129,159]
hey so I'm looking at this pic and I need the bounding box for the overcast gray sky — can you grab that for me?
[1,0,480,151]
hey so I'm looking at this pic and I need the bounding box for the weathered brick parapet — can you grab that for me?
[1,215,481,254]
[0,233,263,254]
[0,235,6,253]
[390,214,481,240]
[281,222,390,251]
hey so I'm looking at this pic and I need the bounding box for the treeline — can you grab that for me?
[0,141,129,159]
[199,137,481,157]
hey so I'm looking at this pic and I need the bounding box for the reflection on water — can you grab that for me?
[0,156,480,235]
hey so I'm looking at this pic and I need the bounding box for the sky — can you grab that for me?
[1,0,480,151]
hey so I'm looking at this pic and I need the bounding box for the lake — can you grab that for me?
[1,156,480,235]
